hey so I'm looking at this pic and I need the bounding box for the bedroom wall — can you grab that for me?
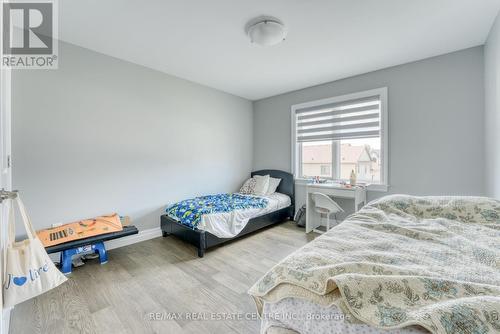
[485,12,500,199]
[12,41,253,233]
[253,47,485,210]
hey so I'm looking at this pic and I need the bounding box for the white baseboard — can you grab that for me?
[105,227,162,251]
[48,227,162,263]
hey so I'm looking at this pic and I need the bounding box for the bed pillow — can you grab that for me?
[239,178,257,195]
[254,175,281,195]
[266,177,282,195]
[240,175,270,196]
[252,174,270,196]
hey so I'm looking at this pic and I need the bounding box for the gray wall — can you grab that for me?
[12,41,253,233]
[485,13,500,199]
[253,47,485,210]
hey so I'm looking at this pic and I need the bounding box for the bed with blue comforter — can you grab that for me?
[160,169,295,257]
[166,193,269,229]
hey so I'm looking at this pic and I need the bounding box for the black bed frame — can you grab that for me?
[160,170,295,257]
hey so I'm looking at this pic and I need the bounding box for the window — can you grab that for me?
[300,141,332,178]
[292,88,388,190]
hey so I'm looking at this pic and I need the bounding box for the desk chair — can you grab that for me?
[311,192,344,233]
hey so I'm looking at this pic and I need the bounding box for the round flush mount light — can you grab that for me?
[245,16,287,46]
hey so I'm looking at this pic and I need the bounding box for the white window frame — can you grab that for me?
[291,87,389,192]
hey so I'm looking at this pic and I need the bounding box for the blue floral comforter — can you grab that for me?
[166,193,268,229]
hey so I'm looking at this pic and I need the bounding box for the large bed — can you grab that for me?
[249,195,500,334]
[160,169,295,257]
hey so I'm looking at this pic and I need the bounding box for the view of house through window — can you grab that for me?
[300,137,381,183]
[301,141,332,178]
[340,137,381,183]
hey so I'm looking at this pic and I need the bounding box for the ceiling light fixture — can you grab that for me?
[246,16,287,46]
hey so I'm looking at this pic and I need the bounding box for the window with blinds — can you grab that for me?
[295,95,381,142]
[292,88,388,188]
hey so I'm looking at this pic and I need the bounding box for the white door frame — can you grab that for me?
[1,0,13,329]
[0,66,12,334]
[1,69,12,190]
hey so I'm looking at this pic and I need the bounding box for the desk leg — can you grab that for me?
[355,192,367,212]
[306,191,322,233]
[306,192,315,233]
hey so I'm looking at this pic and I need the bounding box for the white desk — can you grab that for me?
[305,183,367,233]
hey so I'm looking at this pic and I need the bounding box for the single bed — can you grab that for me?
[160,169,294,257]
[249,195,500,334]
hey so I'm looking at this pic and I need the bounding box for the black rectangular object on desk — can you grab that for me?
[45,225,139,253]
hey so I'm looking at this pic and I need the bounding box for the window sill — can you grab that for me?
[294,178,389,192]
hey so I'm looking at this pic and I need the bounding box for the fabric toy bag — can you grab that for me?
[3,195,67,308]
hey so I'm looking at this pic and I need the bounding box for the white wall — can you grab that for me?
[12,41,253,232]
[485,13,500,199]
[253,47,485,210]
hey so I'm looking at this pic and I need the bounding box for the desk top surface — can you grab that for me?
[306,183,367,191]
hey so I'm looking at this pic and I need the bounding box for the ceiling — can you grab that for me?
[58,0,500,100]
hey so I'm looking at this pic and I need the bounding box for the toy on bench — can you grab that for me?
[45,225,138,274]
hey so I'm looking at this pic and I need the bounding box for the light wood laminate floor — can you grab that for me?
[10,222,316,334]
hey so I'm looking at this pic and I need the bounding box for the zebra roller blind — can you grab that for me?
[295,95,381,142]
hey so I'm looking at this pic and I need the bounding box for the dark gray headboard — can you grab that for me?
[251,169,294,207]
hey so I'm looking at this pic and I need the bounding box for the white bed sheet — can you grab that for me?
[196,192,291,238]
[261,298,429,334]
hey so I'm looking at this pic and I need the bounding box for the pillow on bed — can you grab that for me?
[266,177,281,195]
[239,178,257,195]
[240,175,270,196]
[252,175,270,196]
[254,175,281,195]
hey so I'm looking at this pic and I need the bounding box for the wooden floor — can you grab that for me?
[10,222,315,334]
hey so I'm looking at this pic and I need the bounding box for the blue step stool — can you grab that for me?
[45,225,138,275]
[59,242,107,274]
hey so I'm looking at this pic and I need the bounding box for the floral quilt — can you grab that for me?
[166,193,268,229]
[248,195,500,334]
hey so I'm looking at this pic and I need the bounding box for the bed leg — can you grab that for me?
[162,231,169,237]
[197,248,205,258]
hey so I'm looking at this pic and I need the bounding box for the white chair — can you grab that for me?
[311,192,344,233]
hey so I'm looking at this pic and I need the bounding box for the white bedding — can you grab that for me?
[195,192,291,238]
[261,298,429,334]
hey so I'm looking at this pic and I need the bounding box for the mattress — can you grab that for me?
[261,298,429,334]
[194,192,291,238]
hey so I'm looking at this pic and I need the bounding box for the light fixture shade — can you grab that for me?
[246,17,287,46]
